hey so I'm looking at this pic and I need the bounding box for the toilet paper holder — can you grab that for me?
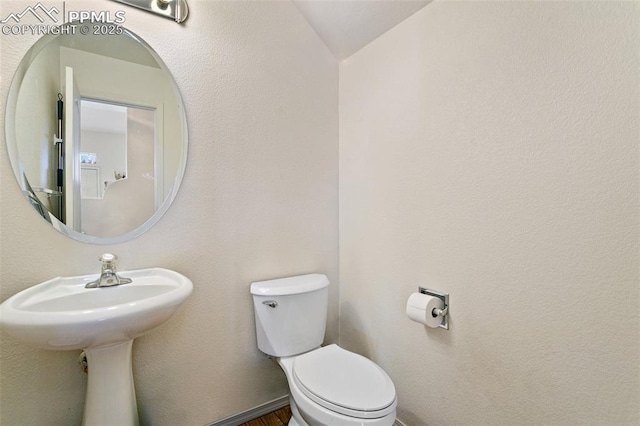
[418,287,449,330]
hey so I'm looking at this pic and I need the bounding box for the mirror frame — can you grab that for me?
[5,24,188,244]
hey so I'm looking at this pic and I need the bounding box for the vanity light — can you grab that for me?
[112,0,189,23]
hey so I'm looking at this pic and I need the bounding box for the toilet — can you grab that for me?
[251,274,397,426]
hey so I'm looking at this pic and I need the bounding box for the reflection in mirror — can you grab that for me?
[6,25,187,244]
[79,100,157,238]
[80,101,129,201]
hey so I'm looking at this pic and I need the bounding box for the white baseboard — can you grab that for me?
[394,419,407,426]
[208,395,290,426]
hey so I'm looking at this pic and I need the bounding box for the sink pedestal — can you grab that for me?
[83,340,138,426]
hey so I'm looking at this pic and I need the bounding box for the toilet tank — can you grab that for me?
[250,274,329,357]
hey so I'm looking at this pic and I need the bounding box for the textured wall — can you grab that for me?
[0,1,338,425]
[339,1,639,425]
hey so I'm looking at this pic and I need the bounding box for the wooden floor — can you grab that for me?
[238,405,292,426]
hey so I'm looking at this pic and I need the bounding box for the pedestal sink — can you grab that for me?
[0,267,193,425]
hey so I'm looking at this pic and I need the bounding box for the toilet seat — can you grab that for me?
[292,345,396,419]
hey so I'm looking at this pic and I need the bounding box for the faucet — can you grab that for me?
[85,254,133,288]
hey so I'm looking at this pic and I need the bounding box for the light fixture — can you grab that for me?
[111,0,189,24]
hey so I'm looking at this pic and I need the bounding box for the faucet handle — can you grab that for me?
[99,253,118,269]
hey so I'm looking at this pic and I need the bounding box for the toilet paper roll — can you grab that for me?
[406,293,444,328]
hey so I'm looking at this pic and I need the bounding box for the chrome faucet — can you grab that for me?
[85,254,133,288]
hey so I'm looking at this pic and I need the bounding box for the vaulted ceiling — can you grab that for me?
[292,0,432,60]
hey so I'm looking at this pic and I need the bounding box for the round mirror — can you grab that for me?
[5,24,188,244]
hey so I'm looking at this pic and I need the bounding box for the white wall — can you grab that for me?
[0,1,338,425]
[339,1,638,425]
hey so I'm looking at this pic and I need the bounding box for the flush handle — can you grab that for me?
[262,300,278,308]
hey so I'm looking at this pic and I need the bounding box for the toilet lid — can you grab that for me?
[292,345,396,417]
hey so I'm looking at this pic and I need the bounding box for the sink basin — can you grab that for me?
[0,268,192,350]
[0,267,192,426]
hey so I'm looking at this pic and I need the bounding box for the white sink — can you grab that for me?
[0,267,193,426]
[0,268,192,350]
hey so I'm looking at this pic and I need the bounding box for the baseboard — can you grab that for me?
[394,419,407,426]
[208,395,290,426]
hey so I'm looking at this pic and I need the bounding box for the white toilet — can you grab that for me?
[251,274,397,426]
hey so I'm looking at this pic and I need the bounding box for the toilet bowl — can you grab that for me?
[279,345,397,426]
[250,274,397,426]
